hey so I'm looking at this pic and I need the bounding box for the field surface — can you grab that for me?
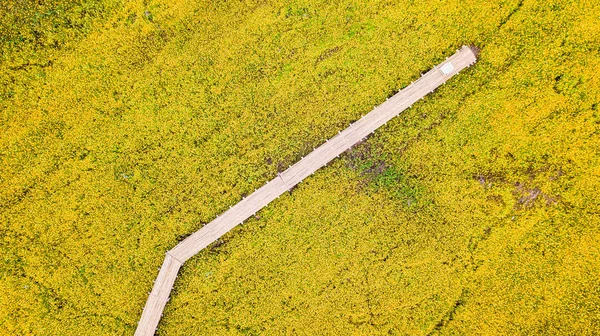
[1,0,599,335]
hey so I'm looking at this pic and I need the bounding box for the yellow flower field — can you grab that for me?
[1,0,599,334]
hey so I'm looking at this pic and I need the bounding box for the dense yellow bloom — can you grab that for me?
[1,0,599,335]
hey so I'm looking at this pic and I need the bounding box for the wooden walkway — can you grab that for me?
[135,46,478,335]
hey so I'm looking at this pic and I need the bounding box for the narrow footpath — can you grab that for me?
[135,46,478,336]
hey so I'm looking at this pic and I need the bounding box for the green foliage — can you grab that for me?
[1,0,599,334]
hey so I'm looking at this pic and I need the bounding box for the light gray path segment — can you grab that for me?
[135,46,478,336]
